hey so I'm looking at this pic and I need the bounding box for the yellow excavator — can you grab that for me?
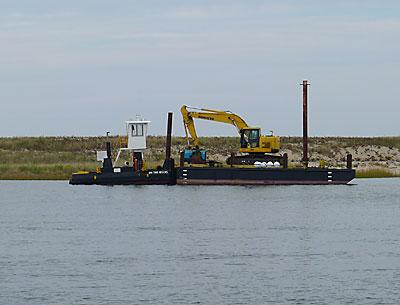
[181,105,283,165]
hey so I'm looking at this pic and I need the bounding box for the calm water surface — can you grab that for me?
[1,179,400,304]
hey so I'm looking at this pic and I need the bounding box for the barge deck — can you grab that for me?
[177,167,355,185]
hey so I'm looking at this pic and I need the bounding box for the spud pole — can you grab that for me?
[302,80,309,167]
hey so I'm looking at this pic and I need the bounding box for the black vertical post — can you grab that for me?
[106,142,112,158]
[283,153,288,169]
[103,141,113,172]
[180,151,184,167]
[301,80,309,168]
[347,154,353,169]
[165,112,173,160]
[163,112,175,171]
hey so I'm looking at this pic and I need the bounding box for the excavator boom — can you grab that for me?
[181,105,249,147]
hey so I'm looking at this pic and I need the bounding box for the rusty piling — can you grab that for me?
[301,80,309,167]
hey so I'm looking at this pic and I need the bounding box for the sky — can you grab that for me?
[0,0,399,137]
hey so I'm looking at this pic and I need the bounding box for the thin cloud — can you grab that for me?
[167,3,300,19]
[1,16,399,70]
[0,11,79,29]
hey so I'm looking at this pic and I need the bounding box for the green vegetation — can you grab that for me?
[0,136,113,180]
[0,136,399,180]
[0,163,97,180]
[355,168,398,179]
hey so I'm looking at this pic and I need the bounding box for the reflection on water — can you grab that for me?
[1,179,400,304]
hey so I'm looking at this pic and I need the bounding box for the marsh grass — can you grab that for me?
[0,163,98,180]
[356,168,398,178]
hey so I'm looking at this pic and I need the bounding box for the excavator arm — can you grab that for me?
[181,105,249,147]
[180,104,281,165]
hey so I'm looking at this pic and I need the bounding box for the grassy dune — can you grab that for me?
[355,168,398,178]
[0,136,399,180]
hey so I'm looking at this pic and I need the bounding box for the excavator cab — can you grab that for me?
[240,128,260,149]
[240,127,280,154]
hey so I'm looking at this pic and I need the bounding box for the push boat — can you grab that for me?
[69,113,176,185]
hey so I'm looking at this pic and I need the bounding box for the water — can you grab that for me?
[1,179,400,304]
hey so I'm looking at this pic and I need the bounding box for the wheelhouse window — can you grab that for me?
[131,124,143,137]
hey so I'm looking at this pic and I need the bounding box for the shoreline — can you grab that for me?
[1,136,399,180]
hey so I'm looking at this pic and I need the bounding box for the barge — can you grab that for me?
[175,80,355,185]
[176,167,355,185]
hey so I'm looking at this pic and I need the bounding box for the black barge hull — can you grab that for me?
[177,167,355,185]
[69,169,175,185]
